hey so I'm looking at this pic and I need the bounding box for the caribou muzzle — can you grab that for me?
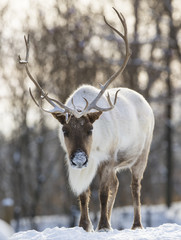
[70,150,88,169]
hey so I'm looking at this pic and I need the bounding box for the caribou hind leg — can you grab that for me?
[130,139,152,229]
[79,188,93,232]
[130,174,143,229]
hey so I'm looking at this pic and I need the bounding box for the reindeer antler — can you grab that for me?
[80,8,131,115]
[18,35,77,117]
[19,8,131,120]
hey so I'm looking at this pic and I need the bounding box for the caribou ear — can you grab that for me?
[87,111,102,124]
[52,113,66,125]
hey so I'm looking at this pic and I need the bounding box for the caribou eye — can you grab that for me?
[62,128,69,137]
[87,127,93,136]
[87,130,92,136]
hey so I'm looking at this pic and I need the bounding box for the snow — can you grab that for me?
[10,203,181,232]
[111,203,181,229]
[7,202,181,239]
[11,215,70,232]
[9,224,181,240]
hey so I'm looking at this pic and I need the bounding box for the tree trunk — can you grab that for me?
[164,0,174,208]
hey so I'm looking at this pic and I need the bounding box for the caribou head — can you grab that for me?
[53,112,102,168]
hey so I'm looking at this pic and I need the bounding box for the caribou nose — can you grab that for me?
[70,151,88,169]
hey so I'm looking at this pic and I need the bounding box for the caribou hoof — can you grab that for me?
[97,227,113,232]
[79,221,94,232]
[82,226,94,232]
[131,223,143,230]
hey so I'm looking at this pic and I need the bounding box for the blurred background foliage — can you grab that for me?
[0,0,181,231]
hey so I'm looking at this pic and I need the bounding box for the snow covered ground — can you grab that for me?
[10,202,181,231]
[9,224,181,240]
[6,202,181,239]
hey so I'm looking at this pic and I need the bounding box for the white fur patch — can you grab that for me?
[68,156,98,196]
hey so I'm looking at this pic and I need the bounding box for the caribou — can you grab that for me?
[19,8,154,232]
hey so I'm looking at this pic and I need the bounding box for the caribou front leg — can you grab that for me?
[98,184,111,231]
[107,174,119,221]
[97,164,118,231]
[79,188,93,232]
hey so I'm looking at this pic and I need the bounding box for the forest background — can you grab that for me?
[0,0,180,231]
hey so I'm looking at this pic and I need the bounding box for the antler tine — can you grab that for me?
[19,35,76,116]
[24,35,30,62]
[82,89,120,113]
[83,98,89,111]
[29,87,64,114]
[112,8,127,36]
[18,35,29,64]
[71,97,89,112]
[19,36,55,105]
[81,8,131,115]
[29,88,40,107]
